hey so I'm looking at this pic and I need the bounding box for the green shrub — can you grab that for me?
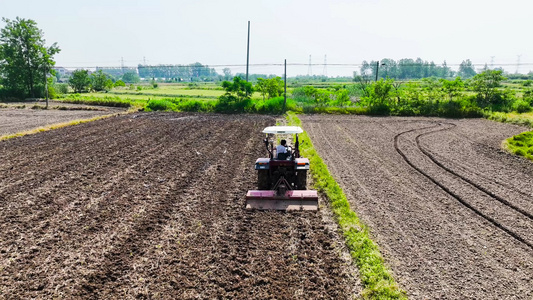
[59,95,131,107]
[54,83,69,95]
[145,99,176,111]
[505,131,533,161]
[176,99,215,112]
[511,100,531,113]
[367,103,391,115]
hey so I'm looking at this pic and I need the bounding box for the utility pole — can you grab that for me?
[307,55,312,76]
[375,61,380,81]
[44,66,49,109]
[323,55,327,77]
[246,21,250,83]
[283,59,287,113]
[516,54,522,74]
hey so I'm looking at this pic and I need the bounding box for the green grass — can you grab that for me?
[57,95,133,108]
[144,99,176,111]
[504,130,533,161]
[110,87,224,98]
[484,111,533,128]
[111,84,264,99]
[286,112,406,299]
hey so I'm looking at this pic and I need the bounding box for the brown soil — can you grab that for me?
[0,101,125,136]
[300,115,533,300]
[0,113,360,299]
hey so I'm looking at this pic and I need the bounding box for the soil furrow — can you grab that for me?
[416,125,533,221]
[0,112,361,299]
[300,115,533,299]
[395,125,533,250]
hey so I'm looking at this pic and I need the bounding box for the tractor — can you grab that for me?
[245,126,318,211]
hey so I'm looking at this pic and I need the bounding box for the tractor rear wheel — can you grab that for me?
[296,170,307,190]
[258,170,270,190]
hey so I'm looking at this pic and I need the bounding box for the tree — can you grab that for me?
[90,70,113,91]
[122,72,140,83]
[470,70,506,107]
[256,78,268,100]
[220,76,252,101]
[353,74,371,97]
[421,77,443,102]
[458,59,476,78]
[440,77,464,101]
[0,17,60,98]
[223,68,232,80]
[69,69,91,93]
[216,76,253,112]
[256,77,283,100]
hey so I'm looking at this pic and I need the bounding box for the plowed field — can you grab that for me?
[0,113,359,299]
[300,115,533,299]
[0,103,125,136]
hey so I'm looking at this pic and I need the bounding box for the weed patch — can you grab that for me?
[503,130,533,161]
[58,95,132,107]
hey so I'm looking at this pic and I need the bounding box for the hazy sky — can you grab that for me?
[2,0,532,76]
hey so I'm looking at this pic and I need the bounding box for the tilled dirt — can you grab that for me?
[0,102,125,136]
[0,113,360,299]
[300,115,533,299]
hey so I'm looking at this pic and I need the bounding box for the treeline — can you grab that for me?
[93,63,218,81]
[293,70,533,117]
[360,58,478,80]
[136,63,217,80]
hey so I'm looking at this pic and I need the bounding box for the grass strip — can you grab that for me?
[287,112,406,299]
[0,109,134,142]
[484,111,533,128]
[58,97,132,108]
[484,112,533,161]
[502,130,533,161]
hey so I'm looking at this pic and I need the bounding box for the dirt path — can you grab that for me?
[0,102,125,136]
[300,115,533,299]
[0,113,360,299]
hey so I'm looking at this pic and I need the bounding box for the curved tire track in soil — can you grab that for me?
[395,124,533,250]
[415,124,533,221]
[300,115,533,300]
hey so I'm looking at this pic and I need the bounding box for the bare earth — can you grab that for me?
[0,113,360,299]
[0,101,125,136]
[300,115,533,299]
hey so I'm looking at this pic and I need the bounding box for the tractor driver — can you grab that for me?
[276,139,289,159]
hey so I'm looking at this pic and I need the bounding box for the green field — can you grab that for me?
[111,84,226,98]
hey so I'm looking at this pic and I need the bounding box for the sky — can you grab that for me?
[1,0,532,77]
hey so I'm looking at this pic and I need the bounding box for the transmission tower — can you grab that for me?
[516,54,522,74]
[323,55,327,77]
[143,56,147,65]
[490,56,495,69]
[308,55,312,76]
[121,57,125,74]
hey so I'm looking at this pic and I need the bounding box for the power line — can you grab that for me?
[52,62,533,69]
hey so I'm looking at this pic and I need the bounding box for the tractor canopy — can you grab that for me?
[262,126,303,134]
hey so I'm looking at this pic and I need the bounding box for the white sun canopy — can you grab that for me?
[262,126,304,134]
